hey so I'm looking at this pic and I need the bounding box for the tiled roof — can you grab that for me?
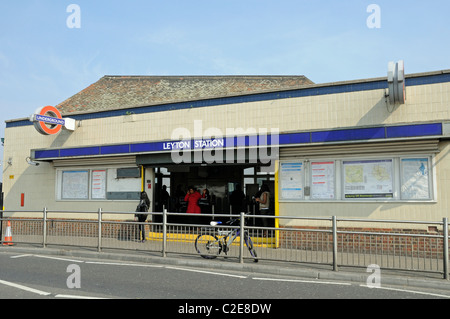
[56,75,314,114]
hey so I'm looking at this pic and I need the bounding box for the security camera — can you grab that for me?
[26,157,40,166]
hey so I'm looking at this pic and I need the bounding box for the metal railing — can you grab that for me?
[1,209,449,279]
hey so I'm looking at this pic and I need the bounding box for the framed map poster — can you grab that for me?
[62,170,89,200]
[343,159,393,199]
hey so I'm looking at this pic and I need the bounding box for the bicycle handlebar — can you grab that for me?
[210,218,243,227]
[210,221,222,226]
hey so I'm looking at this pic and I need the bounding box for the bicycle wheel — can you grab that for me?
[195,234,221,259]
[244,232,258,263]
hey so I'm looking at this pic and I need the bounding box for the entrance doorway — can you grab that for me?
[152,164,275,226]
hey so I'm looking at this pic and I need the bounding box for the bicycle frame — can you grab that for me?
[195,218,258,262]
[217,228,240,252]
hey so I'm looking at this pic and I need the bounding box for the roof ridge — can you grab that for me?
[101,75,311,79]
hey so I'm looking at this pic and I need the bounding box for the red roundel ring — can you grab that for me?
[36,106,63,135]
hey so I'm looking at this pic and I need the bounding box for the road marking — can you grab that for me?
[0,279,51,296]
[9,254,161,269]
[360,284,450,299]
[10,254,84,263]
[32,255,85,263]
[85,261,163,268]
[252,277,352,286]
[55,294,109,299]
[166,266,248,279]
[10,254,33,259]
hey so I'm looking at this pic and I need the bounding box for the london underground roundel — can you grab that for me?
[32,106,65,135]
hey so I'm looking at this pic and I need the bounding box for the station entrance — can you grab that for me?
[150,164,275,227]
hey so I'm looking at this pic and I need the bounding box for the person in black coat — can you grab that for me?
[135,192,150,242]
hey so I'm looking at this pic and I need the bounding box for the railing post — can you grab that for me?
[239,212,245,264]
[43,207,48,248]
[0,209,3,245]
[332,216,338,272]
[443,217,449,280]
[162,209,167,258]
[98,208,102,252]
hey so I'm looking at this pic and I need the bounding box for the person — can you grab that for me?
[230,184,245,214]
[199,188,211,224]
[199,188,211,210]
[174,184,185,213]
[184,186,202,220]
[201,188,210,201]
[255,184,271,236]
[135,191,150,242]
[160,185,170,211]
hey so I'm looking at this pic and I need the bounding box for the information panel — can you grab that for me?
[343,159,393,199]
[91,170,107,199]
[279,162,304,200]
[62,170,89,199]
[401,158,430,200]
[311,161,335,199]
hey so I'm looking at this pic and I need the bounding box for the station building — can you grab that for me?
[3,68,450,230]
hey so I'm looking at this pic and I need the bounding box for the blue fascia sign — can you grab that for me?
[31,123,443,161]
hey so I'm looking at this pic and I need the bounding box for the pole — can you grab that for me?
[0,209,3,245]
[239,212,245,264]
[98,208,102,252]
[43,207,47,248]
[443,218,449,280]
[162,209,167,258]
[0,192,3,244]
[332,216,338,272]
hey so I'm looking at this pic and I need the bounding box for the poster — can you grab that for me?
[280,162,304,199]
[401,158,430,200]
[62,170,89,199]
[311,161,335,199]
[343,159,393,199]
[91,170,107,199]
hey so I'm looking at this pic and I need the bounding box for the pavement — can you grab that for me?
[2,244,450,293]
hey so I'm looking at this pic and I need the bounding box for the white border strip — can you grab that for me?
[360,285,450,299]
[166,266,247,279]
[0,279,51,296]
[252,277,352,286]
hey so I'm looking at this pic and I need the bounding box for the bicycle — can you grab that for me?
[194,218,258,262]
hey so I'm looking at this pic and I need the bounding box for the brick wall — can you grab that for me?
[278,225,445,259]
[3,218,143,241]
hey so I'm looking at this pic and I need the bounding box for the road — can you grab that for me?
[1,251,450,304]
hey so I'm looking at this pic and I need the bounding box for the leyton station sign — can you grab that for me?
[30,106,76,135]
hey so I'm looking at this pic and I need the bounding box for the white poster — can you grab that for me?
[280,162,304,199]
[311,161,335,199]
[91,170,107,199]
[401,158,430,200]
[62,170,89,199]
[343,159,393,199]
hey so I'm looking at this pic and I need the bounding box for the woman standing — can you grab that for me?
[184,186,202,215]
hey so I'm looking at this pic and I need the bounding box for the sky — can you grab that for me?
[0,0,450,169]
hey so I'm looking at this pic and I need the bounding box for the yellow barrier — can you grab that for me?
[145,231,277,248]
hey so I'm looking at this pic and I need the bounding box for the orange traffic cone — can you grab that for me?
[2,221,14,246]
